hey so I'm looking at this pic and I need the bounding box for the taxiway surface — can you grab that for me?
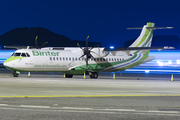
[0,70,180,120]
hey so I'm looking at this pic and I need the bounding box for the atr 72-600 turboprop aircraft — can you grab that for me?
[3,22,174,78]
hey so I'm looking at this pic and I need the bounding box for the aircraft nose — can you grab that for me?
[3,59,11,69]
[3,58,14,70]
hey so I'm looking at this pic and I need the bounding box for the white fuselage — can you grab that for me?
[4,47,134,73]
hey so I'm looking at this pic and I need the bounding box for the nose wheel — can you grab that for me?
[12,71,19,77]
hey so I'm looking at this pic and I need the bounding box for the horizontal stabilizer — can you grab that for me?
[127,27,173,30]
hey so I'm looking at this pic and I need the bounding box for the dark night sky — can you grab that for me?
[0,0,180,47]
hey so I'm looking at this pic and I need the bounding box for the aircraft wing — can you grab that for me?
[104,46,175,51]
[4,46,45,49]
[4,46,29,49]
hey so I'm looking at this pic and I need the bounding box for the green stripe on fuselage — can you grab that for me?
[136,22,154,47]
[4,56,24,63]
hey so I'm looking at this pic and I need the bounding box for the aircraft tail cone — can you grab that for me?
[28,72,31,77]
[113,73,115,79]
[84,72,86,79]
[171,74,174,81]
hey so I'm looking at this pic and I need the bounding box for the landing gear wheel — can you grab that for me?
[13,71,19,77]
[65,74,73,78]
[90,72,98,79]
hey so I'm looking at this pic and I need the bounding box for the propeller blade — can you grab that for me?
[86,55,88,70]
[89,54,95,59]
[86,35,89,49]
[41,41,48,48]
[35,36,38,49]
[90,44,99,51]
[79,54,85,59]
[77,43,83,50]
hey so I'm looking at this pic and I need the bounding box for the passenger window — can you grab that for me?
[109,58,111,61]
[114,58,116,61]
[72,57,74,60]
[21,53,26,57]
[50,57,52,60]
[75,57,77,61]
[56,57,58,60]
[14,53,21,56]
[117,58,119,61]
[66,57,68,60]
[26,53,30,57]
[63,57,65,60]
[112,58,113,61]
[60,57,61,60]
[69,57,71,61]
[106,58,108,61]
[53,57,55,60]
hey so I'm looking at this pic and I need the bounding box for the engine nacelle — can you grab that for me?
[90,48,108,58]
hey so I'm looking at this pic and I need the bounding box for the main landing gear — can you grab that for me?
[12,71,19,77]
[64,72,98,79]
[89,72,98,79]
[65,74,73,78]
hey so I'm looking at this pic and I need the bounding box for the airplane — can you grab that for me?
[3,22,174,78]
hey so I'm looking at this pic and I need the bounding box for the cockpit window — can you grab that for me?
[21,53,26,57]
[12,52,30,57]
[26,53,30,57]
[13,53,21,56]
[11,53,14,56]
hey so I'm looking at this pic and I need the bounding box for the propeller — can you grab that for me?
[77,35,99,70]
[35,36,48,49]
[35,36,38,49]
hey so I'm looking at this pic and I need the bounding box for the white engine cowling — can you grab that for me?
[90,48,108,58]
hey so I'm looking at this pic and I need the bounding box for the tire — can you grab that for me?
[90,72,98,79]
[65,74,73,78]
[13,71,19,77]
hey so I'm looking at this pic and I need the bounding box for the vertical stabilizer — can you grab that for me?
[130,22,155,48]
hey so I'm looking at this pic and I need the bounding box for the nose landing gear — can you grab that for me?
[12,71,19,77]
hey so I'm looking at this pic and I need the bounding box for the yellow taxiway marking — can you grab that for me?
[0,94,180,98]
[0,76,11,77]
